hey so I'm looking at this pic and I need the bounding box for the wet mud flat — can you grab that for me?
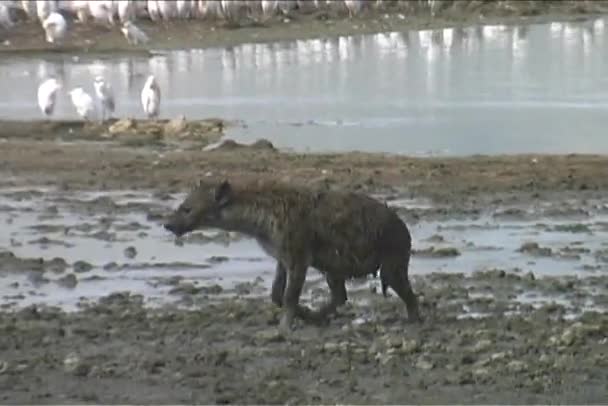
[1,1,608,54]
[0,130,607,403]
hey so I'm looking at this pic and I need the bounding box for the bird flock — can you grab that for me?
[38,74,161,122]
[1,1,443,45]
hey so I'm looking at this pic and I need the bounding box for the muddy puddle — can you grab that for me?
[1,186,607,318]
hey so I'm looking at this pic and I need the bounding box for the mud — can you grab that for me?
[1,1,607,54]
[1,126,608,402]
[2,0,608,401]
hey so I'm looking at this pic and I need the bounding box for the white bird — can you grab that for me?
[37,78,62,117]
[261,0,277,19]
[157,0,176,21]
[89,0,114,26]
[141,74,160,118]
[21,0,37,20]
[36,0,57,23]
[116,0,135,23]
[93,76,115,122]
[70,0,91,23]
[121,20,149,45]
[175,0,190,19]
[0,3,14,29]
[147,0,160,21]
[42,12,67,44]
[69,87,96,121]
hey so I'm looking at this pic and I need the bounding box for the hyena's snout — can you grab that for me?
[163,214,184,236]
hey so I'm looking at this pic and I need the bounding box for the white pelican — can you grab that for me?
[261,0,277,19]
[117,0,135,23]
[37,78,62,117]
[36,0,57,23]
[0,3,14,29]
[89,0,114,26]
[147,0,160,21]
[175,0,191,19]
[141,74,161,118]
[157,0,175,21]
[344,0,364,17]
[42,12,67,44]
[21,0,37,20]
[70,0,91,23]
[69,87,96,121]
[121,20,149,44]
[93,76,115,122]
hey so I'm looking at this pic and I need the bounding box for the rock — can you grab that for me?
[386,336,403,348]
[473,367,490,380]
[415,358,434,370]
[63,353,89,376]
[401,339,419,354]
[73,260,93,273]
[507,360,528,373]
[109,118,136,135]
[472,339,492,353]
[255,330,285,343]
[169,283,201,295]
[57,273,77,288]
[490,352,507,362]
[124,246,137,259]
[0,361,7,374]
[200,284,223,295]
[164,115,188,136]
[413,246,461,258]
[323,342,340,353]
[517,242,552,256]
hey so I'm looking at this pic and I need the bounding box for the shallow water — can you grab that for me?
[2,18,608,155]
[0,187,606,312]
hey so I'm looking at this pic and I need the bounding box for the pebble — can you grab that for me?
[507,360,528,373]
[73,260,93,273]
[254,330,285,343]
[415,358,434,370]
[124,246,137,259]
[57,273,78,289]
[472,339,492,352]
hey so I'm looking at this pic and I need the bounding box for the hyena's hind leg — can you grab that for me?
[380,255,422,323]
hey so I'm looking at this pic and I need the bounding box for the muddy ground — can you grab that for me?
[2,1,608,402]
[0,121,607,404]
[1,1,608,54]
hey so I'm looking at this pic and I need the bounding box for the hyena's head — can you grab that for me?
[163,179,233,237]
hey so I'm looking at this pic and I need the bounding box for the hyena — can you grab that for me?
[164,179,421,332]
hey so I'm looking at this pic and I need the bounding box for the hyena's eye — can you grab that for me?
[180,206,192,215]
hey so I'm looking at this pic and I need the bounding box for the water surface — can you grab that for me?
[1,17,608,155]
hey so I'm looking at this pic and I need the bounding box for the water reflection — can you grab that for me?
[1,17,608,155]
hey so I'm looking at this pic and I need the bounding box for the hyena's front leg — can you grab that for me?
[279,262,309,333]
[271,262,286,307]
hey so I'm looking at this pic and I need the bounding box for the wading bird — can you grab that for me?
[37,78,62,118]
[141,74,161,118]
[93,76,115,122]
[121,20,149,45]
[42,11,67,44]
[69,87,96,121]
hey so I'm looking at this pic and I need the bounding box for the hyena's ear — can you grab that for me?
[215,180,232,207]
